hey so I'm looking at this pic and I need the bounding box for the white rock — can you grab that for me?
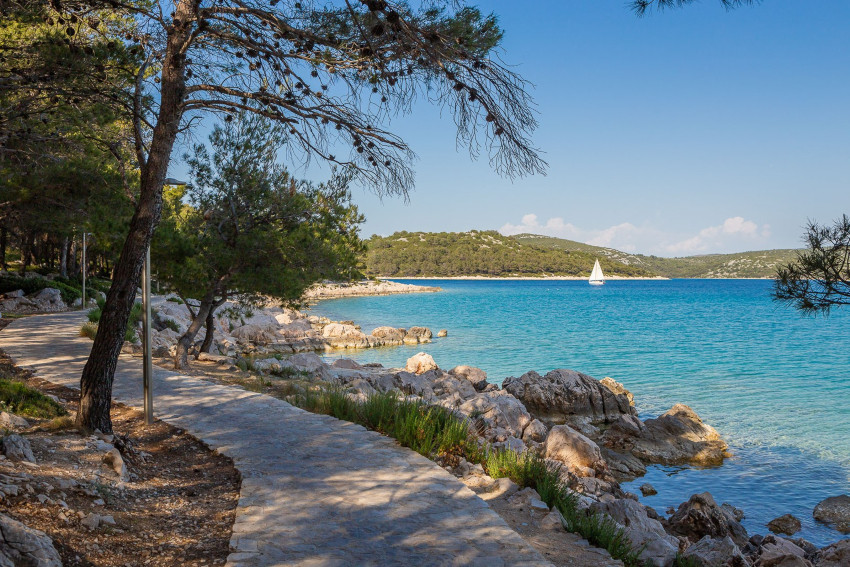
[405,352,438,375]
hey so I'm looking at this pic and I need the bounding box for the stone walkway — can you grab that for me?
[0,312,551,567]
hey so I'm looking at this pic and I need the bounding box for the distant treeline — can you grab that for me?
[362,231,654,277]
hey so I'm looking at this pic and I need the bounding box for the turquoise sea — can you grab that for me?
[308,279,850,546]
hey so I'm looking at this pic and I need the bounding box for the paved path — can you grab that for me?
[1,312,551,567]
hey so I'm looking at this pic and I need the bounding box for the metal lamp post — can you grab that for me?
[141,177,188,425]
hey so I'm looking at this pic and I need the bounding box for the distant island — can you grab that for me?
[362,230,800,279]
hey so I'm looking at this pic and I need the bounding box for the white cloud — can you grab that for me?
[499,214,772,256]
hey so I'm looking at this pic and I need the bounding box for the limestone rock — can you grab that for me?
[682,535,748,567]
[640,483,657,497]
[1,434,35,463]
[600,446,647,481]
[437,329,448,337]
[102,448,127,480]
[540,508,566,530]
[370,326,405,343]
[449,365,489,391]
[231,324,275,345]
[0,412,29,430]
[405,352,438,375]
[502,369,636,432]
[331,358,363,370]
[591,498,679,567]
[813,494,850,533]
[667,492,748,547]
[403,326,432,345]
[521,419,548,444]
[755,535,809,567]
[767,514,802,536]
[0,513,62,566]
[457,390,532,440]
[544,424,608,478]
[604,404,728,466]
[600,377,635,406]
[288,353,327,375]
[815,539,850,567]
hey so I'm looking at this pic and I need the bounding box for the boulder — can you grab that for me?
[0,412,30,430]
[667,492,748,547]
[277,320,314,339]
[32,287,65,311]
[521,419,549,443]
[767,514,802,536]
[231,324,276,345]
[812,495,850,533]
[544,424,608,478]
[449,365,489,391]
[815,539,850,567]
[394,370,436,399]
[0,513,62,566]
[370,326,405,343]
[755,535,809,567]
[600,377,635,406]
[437,329,448,337]
[405,352,438,375]
[0,434,35,463]
[403,326,432,344]
[682,535,748,567]
[102,448,127,480]
[600,446,647,481]
[604,404,728,466]
[591,498,679,567]
[640,483,658,497]
[457,390,532,440]
[502,369,636,433]
[331,358,363,370]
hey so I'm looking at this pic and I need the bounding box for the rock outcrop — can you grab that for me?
[667,492,748,547]
[502,369,636,434]
[0,513,62,567]
[591,498,679,567]
[815,539,850,567]
[603,404,729,466]
[681,535,748,567]
[544,425,609,478]
[0,434,36,463]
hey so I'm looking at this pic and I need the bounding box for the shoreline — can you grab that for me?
[378,275,670,281]
[302,279,442,301]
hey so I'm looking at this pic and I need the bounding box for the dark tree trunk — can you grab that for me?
[175,294,215,369]
[59,237,69,278]
[199,298,226,354]
[0,227,6,271]
[20,231,35,276]
[76,1,194,433]
[68,238,78,277]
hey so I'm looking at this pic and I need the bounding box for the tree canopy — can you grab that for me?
[774,215,850,315]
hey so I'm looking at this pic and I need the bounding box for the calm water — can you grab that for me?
[308,279,850,546]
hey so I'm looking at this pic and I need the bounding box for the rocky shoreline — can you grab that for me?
[302,279,441,301]
[4,282,848,566]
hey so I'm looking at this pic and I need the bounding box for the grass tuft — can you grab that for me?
[0,378,67,419]
[80,321,98,339]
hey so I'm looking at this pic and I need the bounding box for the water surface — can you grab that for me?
[308,279,850,546]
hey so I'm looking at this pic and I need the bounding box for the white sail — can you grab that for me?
[589,259,605,285]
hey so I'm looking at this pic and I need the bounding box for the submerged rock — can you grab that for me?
[767,514,802,536]
[603,404,728,466]
[502,369,636,433]
[812,494,850,533]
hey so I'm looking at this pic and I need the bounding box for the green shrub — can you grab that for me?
[160,317,180,332]
[166,296,184,305]
[82,303,141,343]
[87,307,102,323]
[0,378,67,419]
[0,275,49,297]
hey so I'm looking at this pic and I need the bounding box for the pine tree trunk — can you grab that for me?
[175,296,214,369]
[0,227,6,271]
[199,304,220,354]
[76,2,194,433]
[19,231,35,276]
[68,238,78,277]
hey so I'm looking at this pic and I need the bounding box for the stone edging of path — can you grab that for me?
[1,312,552,567]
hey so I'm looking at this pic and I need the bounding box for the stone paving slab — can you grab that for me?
[0,312,552,567]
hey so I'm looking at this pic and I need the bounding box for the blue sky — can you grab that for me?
[172,0,850,256]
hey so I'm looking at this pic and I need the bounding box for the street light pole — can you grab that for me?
[141,178,186,425]
[141,246,153,425]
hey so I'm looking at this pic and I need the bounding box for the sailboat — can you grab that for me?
[588,259,605,286]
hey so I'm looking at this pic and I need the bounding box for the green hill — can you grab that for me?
[363,231,655,278]
[513,233,800,279]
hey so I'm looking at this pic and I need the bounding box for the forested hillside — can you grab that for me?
[513,234,800,278]
[363,231,654,277]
